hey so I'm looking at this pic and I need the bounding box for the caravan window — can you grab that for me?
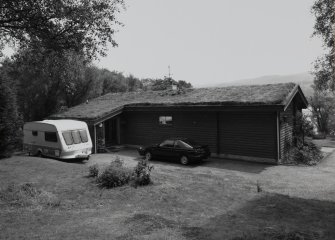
[32,131,38,136]
[62,131,73,145]
[72,131,81,144]
[62,130,88,145]
[79,130,88,143]
[45,132,58,142]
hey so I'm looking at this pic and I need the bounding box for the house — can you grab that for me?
[51,82,308,164]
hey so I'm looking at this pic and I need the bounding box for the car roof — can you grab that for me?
[166,138,193,142]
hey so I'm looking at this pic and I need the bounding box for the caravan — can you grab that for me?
[23,120,92,159]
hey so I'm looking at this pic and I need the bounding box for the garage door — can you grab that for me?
[219,112,277,160]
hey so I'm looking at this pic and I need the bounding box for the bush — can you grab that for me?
[88,164,99,178]
[285,141,323,165]
[96,157,132,188]
[89,156,154,188]
[131,159,154,187]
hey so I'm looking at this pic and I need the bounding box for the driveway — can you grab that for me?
[89,147,335,202]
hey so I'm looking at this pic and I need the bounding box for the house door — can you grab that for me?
[105,117,120,146]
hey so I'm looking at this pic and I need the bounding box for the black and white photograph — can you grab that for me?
[0,0,334,239]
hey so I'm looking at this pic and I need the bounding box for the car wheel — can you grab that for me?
[180,155,189,165]
[145,151,152,160]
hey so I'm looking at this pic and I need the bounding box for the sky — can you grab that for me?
[96,0,324,87]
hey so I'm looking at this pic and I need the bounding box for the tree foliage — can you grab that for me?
[0,0,125,59]
[311,0,334,92]
[293,111,314,145]
[99,71,143,95]
[2,47,93,121]
[309,91,335,134]
[0,68,22,158]
[312,0,334,48]
[142,77,193,91]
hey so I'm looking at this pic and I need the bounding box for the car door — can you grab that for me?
[155,140,176,159]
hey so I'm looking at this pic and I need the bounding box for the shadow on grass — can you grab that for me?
[184,193,335,240]
[56,159,88,164]
[199,158,272,174]
[115,193,335,240]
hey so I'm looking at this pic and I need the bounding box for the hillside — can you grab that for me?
[214,72,314,98]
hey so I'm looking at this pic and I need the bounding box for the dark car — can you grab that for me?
[138,138,211,165]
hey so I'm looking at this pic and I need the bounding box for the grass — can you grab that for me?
[0,153,335,239]
[0,182,60,209]
[312,137,335,148]
[52,83,297,120]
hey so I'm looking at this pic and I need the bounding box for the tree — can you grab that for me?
[311,0,334,92]
[0,68,22,158]
[309,91,335,134]
[3,47,93,121]
[293,111,314,145]
[0,0,125,59]
[59,52,94,107]
[148,77,193,91]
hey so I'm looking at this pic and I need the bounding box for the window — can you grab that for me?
[62,131,73,145]
[159,140,175,148]
[79,130,88,143]
[45,132,58,142]
[71,131,81,144]
[32,131,38,136]
[159,116,173,125]
[175,140,193,149]
[62,129,88,145]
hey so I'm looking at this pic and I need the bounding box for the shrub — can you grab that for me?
[88,164,99,178]
[285,141,323,165]
[131,159,154,187]
[96,157,132,188]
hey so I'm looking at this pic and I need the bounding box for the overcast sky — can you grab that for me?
[97,0,323,87]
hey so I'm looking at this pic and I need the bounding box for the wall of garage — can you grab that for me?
[120,109,278,163]
[121,111,218,153]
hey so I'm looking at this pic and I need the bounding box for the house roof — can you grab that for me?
[51,82,308,122]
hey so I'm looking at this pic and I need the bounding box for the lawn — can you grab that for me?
[312,137,335,148]
[1,152,335,240]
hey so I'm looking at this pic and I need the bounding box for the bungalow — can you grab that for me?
[51,82,308,164]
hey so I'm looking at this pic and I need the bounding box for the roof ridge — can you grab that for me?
[50,82,305,121]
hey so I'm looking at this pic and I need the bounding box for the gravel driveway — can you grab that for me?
[88,147,335,202]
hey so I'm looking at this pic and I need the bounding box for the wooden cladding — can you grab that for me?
[122,111,217,153]
[122,110,278,162]
[219,112,277,159]
[279,103,294,160]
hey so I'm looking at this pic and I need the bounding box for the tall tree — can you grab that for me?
[309,91,335,134]
[4,47,93,121]
[0,67,22,158]
[0,0,124,59]
[312,0,334,91]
